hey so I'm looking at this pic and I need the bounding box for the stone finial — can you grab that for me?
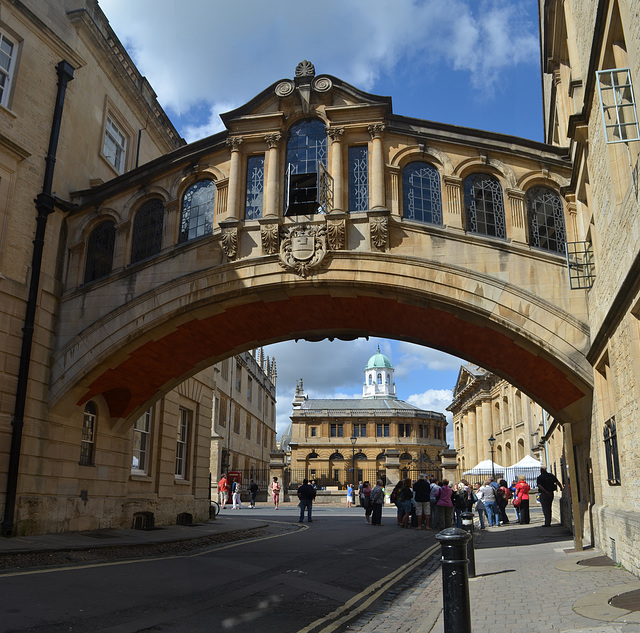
[295,60,316,78]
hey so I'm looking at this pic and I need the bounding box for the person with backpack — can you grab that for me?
[497,479,511,524]
[232,479,242,510]
[249,479,259,508]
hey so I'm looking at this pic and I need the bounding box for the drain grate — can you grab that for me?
[610,588,640,612]
[576,555,615,567]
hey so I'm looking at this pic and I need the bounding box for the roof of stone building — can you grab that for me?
[293,397,446,420]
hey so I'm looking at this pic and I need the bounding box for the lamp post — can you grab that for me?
[350,435,357,487]
[488,435,496,481]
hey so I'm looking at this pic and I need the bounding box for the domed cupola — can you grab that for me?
[363,346,397,399]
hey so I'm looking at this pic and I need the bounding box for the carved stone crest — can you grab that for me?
[279,224,328,277]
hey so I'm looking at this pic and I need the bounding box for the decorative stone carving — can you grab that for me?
[369,215,388,250]
[326,126,344,142]
[264,132,282,148]
[326,218,346,250]
[221,226,238,259]
[313,76,332,92]
[279,224,328,277]
[295,60,315,77]
[226,136,244,151]
[368,123,386,139]
[275,81,294,97]
[260,222,280,255]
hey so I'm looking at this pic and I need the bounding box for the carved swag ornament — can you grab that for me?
[279,224,328,277]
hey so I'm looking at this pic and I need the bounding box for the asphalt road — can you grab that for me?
[0,505,440,633]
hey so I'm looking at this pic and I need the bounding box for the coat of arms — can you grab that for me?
[279,224,329,277]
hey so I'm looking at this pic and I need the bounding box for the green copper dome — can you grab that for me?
[365,347,393,370]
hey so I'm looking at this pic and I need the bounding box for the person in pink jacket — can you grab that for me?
[435,479,454,528]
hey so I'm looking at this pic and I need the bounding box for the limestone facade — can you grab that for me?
[288,351,447,488]
[448,364,549,474]
[209,349,277,489]
[541,0,640,573]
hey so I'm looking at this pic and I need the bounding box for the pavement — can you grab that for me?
[0,504,639,632]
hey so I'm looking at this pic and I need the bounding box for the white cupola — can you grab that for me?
[362,347,397,399]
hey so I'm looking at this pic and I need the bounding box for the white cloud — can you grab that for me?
[99,0,539,139]
[407,388,455,446]
[393,343,462,377]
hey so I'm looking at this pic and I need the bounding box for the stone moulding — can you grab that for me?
[279,223,329,277]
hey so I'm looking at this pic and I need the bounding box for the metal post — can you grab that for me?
[461,511,476,578]
[435,527,472,633]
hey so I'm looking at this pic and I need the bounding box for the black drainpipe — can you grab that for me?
[1,60,75,537]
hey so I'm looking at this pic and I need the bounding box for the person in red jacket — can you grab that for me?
[217,473,230,509]
[515,475,531,524]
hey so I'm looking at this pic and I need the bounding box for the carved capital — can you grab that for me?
[326,217,346,250]
[259,218,280,255]
[368,123,386,139]
[226,136,244,152]
[264,133,282,149]
[326,126,345,142]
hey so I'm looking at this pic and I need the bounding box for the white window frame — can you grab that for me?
[132,408,152,474]
[597,68,640,144]
[103,115,127,173]
[80,402,97,466]
[0,30,17,109]
[175,407,190,479]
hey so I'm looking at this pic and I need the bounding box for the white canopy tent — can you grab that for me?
[463,459,505,477]
[505,455,542,488]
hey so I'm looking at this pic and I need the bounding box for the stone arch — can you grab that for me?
[123,186,171,221]
[517,169,570,192]
[455,155,517,189]
[77,208,122,243]
[170,165,226,201]
[391,143,454,176]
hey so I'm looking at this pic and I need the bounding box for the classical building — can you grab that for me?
[287,350,447,487]
[448,364,552,474]
[210,349,277,489]
[540,0,640,571]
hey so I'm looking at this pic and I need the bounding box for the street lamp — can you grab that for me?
[488,435,496,481]
[350,434,357,487]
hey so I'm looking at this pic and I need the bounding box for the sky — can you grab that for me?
[98,0,545,445]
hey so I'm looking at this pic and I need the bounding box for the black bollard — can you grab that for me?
[435,527,472,633]
[461,511,476,578]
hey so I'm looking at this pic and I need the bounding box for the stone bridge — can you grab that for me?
[51,63,591,430]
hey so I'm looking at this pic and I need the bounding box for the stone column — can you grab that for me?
[440,448,459,484]
[327,127,344,212]
[368,123,386,209]
[225,136,244,221]
[264,133,282,217]
[269,450,288,502]
[467,408,478,469]
[507,188,527,244]
[482,399,492,461]
[563,422,583,552]
[475,403,485,466]
[444,175,464,230]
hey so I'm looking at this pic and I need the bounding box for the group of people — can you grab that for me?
[216,473,260,510]
[355,480,386,525]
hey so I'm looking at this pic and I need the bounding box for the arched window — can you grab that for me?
[400,452,412,461]
[377,373,382,385]
[131,199,164,263]
[386,375,390,385]
[285,119,328,215]
[368,374,373,385]
[329,452,344,460]
[463,173,506,238]
[84,220,115,283]
[308,451,319,459]
[353,452,368,460]
[402,161,443,225]
[180,179,215,242]
[80,401,97,466]
[526,186,566,254]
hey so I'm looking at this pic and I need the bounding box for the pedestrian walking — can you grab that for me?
[515,474,531,524]
[430,479,441,529]
[346,483,354,508]
[390,480,404,525]
[270,477,281,510]
[361,481,372,523]
[232,479,242,509]
[217,473,230,510]
[297,478,316,523]
[249,479,259,508]
[412,474,431,530]
[536,466,563,527]
[479,479,499,526]
[398,478,414,529]
[497,479,511,524]
[474,482,488,529]
[435,479,454,528]
[510,479,520,522]
[370,479,385,525]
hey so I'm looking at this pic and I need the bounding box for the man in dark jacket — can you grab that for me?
[537,467,563,527]
[413,474,431,530]
[297,479,316,523]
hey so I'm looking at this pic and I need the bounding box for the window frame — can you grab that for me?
[179,179,216,243]
[80,401,97,466]
[245,154,265,220]
[84,220,116,283]
[348,145,369,212]
[0,29,18,109]
[132,408,152,474]
[175,407,191,479]
[596,68,640,144]
[376,423,390,438]
[464,173,506,239]
[526,186,567,255]
[330,423,344,438]
[130,198,165,264]
[401,161,443,225]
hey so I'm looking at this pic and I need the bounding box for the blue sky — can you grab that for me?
[99,0,544,443]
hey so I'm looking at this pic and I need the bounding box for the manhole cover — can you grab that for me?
[577,555,615,567]
[609,588,640,612]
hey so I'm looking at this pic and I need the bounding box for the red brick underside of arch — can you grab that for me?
[78,295,585,419]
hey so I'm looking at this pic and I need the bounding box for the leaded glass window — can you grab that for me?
[526,186,566,254]
[464,173,506,238]
[180,180,215,242]
[603,416,620,485]
[80,401,97,466]
[245,156,264,220]
[131,199,164,263]
[84,220,115,283]
[349,146,369,212]
[597,68,640,143]
[402,161,443,225]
